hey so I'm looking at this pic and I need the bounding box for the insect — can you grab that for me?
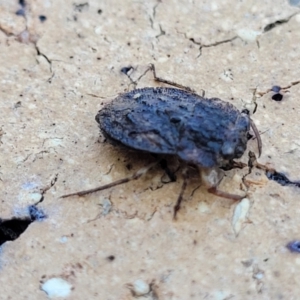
[62,64,261,217]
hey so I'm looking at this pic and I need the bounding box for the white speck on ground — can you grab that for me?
[132,279,150,296]
[232,198,250,235]
[236,29,261,42]
[41,278,72,298]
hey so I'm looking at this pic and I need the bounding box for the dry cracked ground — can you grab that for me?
[1,0,300,299]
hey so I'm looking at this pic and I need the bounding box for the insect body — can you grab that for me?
[62,65,261,217]
[97,87,249,168]
[95,87,255,206]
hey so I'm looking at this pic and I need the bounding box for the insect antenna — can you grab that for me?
[250,119,262,157]
[242,109,262,157]
[159,158,177,182]
[147,63,195,92]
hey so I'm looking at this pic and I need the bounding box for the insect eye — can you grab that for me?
[170,117,181,123]
[221,142,234,159]
[241,109,249,115]
[235,146,245,157]
[237,114,250,131]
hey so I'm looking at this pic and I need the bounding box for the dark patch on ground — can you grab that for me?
[0,206,46,246]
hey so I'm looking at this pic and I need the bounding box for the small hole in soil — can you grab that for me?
[0,205,46,246]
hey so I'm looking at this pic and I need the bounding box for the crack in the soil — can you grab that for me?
[0,1,53,77]
[189,36,238,58]
[35,45,52,73]
[0,205,46,246]
[0,127,4,145]
[179,12,299,58]
[121,65,154,90]
[73,2,89,13]
[263,12,298,32]
[149,16,154,29]
[155,24,165,39]
[0,174,57,246]
[38,173,58,204]
[21,147,58,164]
[149,0,162,31]
[243,151,300,189]
[152,0,161,19]
[257,80,300,97]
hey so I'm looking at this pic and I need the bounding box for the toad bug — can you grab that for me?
[62,64,261,217]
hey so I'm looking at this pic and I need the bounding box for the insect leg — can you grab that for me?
[147,63,196,92]
[200,167,246,201]
[159,159,177,182]
[173,167,188,219]
[60,161,158,198]
[242,109,262,157]
[220,160,247,171]
[150,155,177,182]
[207,186,245,201]
[247,151,275,173]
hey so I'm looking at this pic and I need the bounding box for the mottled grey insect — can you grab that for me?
[62,64,261,217]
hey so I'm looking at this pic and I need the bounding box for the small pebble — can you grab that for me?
[232,198,250,235]
[271,85,281,93]
[132,279,150,296]
[236,29,261,42]
[60,236,68,243]
[41,278,72,298]
[100,198,112,215]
